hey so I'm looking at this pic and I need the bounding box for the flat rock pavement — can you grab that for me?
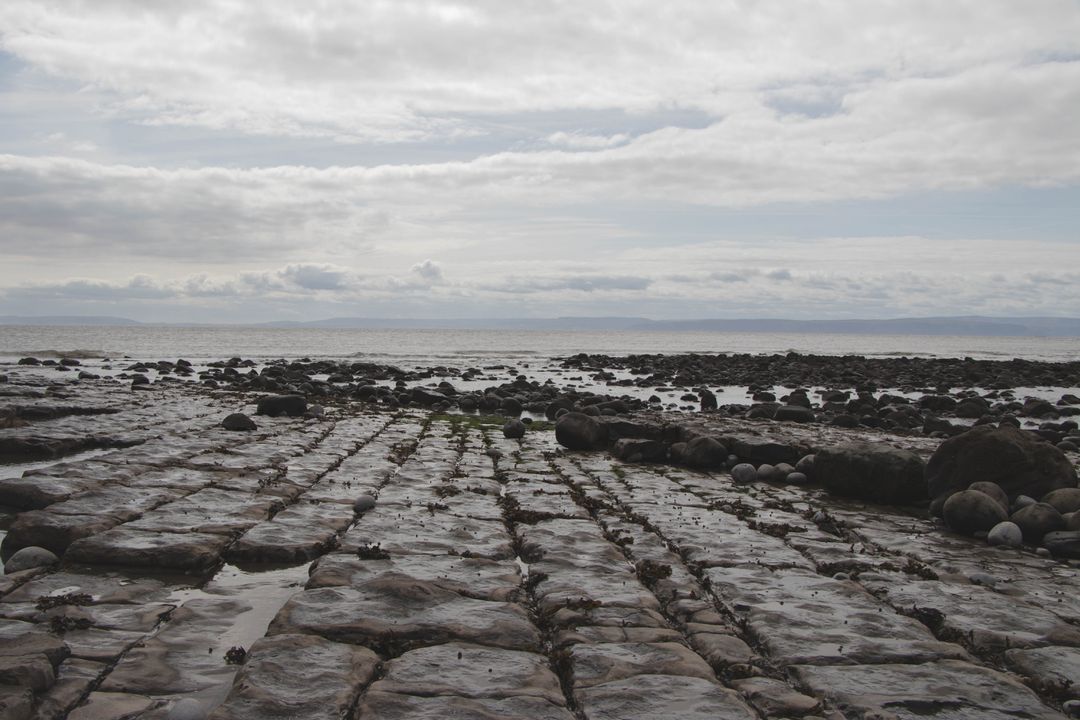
[1,374,1079,718]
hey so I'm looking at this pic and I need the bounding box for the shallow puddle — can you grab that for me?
[167,561,311,651]
[0,447,115,480]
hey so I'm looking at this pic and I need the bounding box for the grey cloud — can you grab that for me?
[482,275,653,295]
[410,259,443,283]
[280,264,351,290]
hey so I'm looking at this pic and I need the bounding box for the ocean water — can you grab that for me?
[2,324,1080,367]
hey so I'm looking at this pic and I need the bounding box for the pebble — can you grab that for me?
[1036,547,1051,557]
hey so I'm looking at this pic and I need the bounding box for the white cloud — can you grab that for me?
[1,2,1079,321]
[2,1,1078,143]
[546,132,630,150]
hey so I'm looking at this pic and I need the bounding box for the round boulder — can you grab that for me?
[943,490,1008,535]
[555,412,609,451]
[756,464,777,482]
[1067,512,1080,531]
[926,425,1078,513]
[1042,488,1080,515]
[730,463,757,484]
[502,419,526,439]
[815,442,927,505]
[1011,502,1066,545]
[681,436,728,470]
[987,521,1023,548]
[795,454,816,479]
[968,481,1009,512]
[221,413,257,431]
[4,546,59,573]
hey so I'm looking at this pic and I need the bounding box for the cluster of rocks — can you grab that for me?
[554,411,1080,559]
[561,352,1080,440]
[561,351,1080,391]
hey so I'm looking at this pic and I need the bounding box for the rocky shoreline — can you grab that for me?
[1,354,1079,719]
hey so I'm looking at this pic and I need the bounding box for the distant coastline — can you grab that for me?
[3,314,1080,337]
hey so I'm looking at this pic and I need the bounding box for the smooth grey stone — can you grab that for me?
[3,546,59,573]
[987,521,1023,548]
[730,463,757,484]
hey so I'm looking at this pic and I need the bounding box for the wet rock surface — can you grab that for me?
[0,362,1077,718]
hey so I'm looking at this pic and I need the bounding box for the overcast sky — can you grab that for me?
[1,1,1079,323]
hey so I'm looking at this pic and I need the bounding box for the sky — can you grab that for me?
[1,1,1079,323]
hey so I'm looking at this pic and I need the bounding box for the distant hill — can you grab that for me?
[261,316,652,331]
[0,315,142,326]
[633,316,1080,337]
[260,315,1080,336]
[4,314,1080,336]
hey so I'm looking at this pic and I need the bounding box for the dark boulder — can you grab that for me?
[502,419,526,439]
[774,405,815,423]
[816,443,927,505]
[699,390,718,411]
[256,394,307,417]
[1042,488,1080,514]
[222,413,257,431]
[925,425,1078,512]
[1042,530,1080,558]
[500,397,523,416]
[555,412,609,451]
[1010,502,1065,544]
[795,454,816,479]
[968,481,1009,512]
[681,436,728,470]
[726,437,801,466]
[411,387,449,406]
[612,438,668,463]
[942,490,1008,535]
[545,398,575,420]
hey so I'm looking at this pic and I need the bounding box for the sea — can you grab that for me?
[2,324,1080,368]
